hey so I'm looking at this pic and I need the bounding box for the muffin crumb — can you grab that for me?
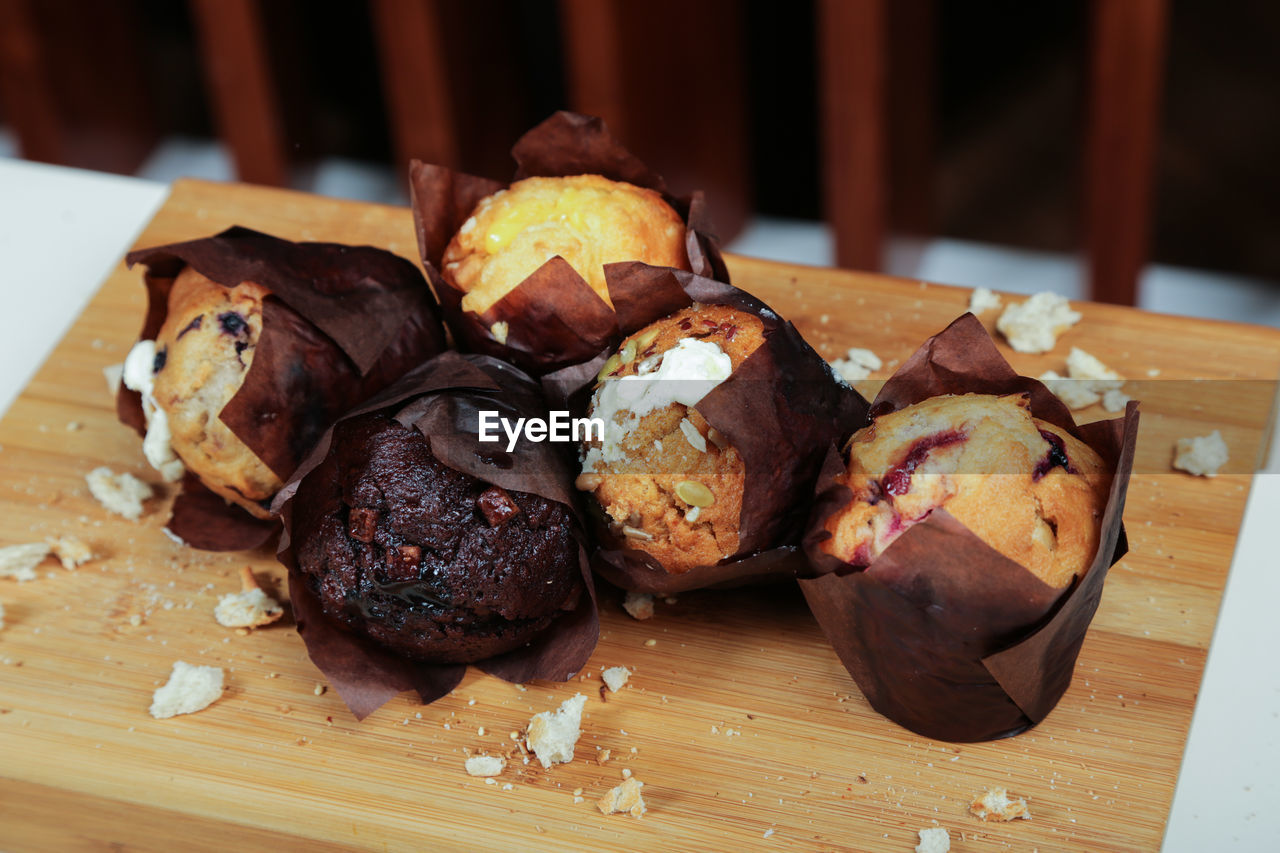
[214,566,284,629]
[622,591,655,621]
[526,693,587,769]
[598,777,646,817]
[1174,431,1229,477]
[915,827,950,853]
[149,661,224,719]
[602,666,632,693]
[0,543,52,582]
[829,347,882,382]
[968,287,1002,314]
[464,755,506,778]
[48,536,93,570]
[969,787,1031,821]
[997,292,1081,353]
[85,467,153,520]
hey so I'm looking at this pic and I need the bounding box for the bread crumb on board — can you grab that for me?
[915,827,950,853]
[602,666,632,693]
[968,287,1002,314]
[214,566,284,629]
[598,776,646,817]
[86,466,153,520]
[829,347,883,383]
[996,292,1081,353]
[464,755,506,778]
[48,536,94,570]
[969,787,1031,821]
[1173,430,1229,477]
[622,591,655,621]
[0,543,52,582]
[149,661,225,719]
[526,693,587,769]
[1040,347,1130,412]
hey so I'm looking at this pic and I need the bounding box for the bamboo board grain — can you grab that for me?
[2,179,1279,852]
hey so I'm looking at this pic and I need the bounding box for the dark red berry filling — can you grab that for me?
[881,429,966,497]
[1033,428,1075,480]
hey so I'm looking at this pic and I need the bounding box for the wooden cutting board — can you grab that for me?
[2,179,1278,852]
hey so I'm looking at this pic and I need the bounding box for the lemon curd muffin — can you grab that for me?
[819,393,1111,588]
[576,303,766,572]
[441,174,690,318]
[123,267,279,516]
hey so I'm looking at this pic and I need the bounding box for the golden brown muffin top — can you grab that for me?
[442,174,689,316]
[151,267,280,517]
[578,304,766,573]
[822,393,1111,588]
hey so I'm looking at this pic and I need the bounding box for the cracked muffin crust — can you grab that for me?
[820,393,1111,587]
[577,303,766,573]
[150,266,280,517]
[442,174,690,317]
[292,413,584,663]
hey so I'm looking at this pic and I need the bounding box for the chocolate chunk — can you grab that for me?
[348,507,377,543]
[386,545,422,581]
[477,486,521,527]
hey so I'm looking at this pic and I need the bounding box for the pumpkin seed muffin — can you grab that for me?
[442,174,690,316]
[576,303,766,573]
[819,393,1111,588]
[124,266,279,517]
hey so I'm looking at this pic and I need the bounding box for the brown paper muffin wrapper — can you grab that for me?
[118,227,448,550]
[800,313,1139,742]
[408,111,728,376]
[273,351,599,719]
[544,262,869,595]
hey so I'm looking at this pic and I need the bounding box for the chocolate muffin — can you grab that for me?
[576,303,766,572]
[442,174,690,322]
[290,412,584,664]
[819,392,1111,587]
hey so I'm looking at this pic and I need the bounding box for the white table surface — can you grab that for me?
[1,158,1277,851]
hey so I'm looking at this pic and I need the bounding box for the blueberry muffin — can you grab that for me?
[576,303,766,572]
[289,412,584,663]
[442,174,690,318]
[123,266,279,516]
[818,393,1111,587]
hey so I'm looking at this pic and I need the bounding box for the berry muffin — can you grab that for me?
[124,266,278,516]
[288,412,584,664]
[818,393,1111,588]
[442,174,690,318]
[576,303,766,572]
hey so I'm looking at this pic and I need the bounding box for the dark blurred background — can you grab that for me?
[2,0,1277,306]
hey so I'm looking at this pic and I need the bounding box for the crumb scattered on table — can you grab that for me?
[0,543,52,582]
[969,787,1031,821]
[968,287,1002,314]
[1173,430,1229,477]
[214,566,284,629]
[602,666,632,693]
[85,466,153,520]
[598,776,646,817]
[829,346,883,382]
[464,755,506,778]
[149,661,225,719]
[915,827,950,853]
[996,292,1081,353]
[526,693,586,769]
[622,591,654,620]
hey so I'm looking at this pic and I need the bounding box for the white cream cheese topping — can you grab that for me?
[582,337,732,473]
[122,340,185,482]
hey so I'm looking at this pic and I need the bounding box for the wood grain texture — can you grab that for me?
[1,179,1278,852]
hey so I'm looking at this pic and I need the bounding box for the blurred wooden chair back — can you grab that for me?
[820,0,1168,306]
